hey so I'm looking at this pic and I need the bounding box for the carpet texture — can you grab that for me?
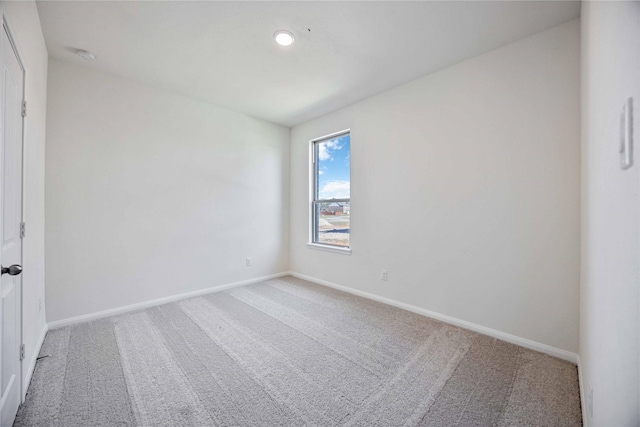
[15,276,582,426]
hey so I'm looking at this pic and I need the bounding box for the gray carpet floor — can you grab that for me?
[15,276,582,426]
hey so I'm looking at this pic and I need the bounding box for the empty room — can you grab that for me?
[0,0,637,425]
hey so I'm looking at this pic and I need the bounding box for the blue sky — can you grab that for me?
[318,134,350,200]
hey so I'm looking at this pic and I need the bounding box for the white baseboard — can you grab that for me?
[288,271,579,364]
[577,355,588,426]
[47,270,579,364]
[22,323,48,402]
[47,272,290,330]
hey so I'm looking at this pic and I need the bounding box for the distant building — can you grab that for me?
[321,203,344,215]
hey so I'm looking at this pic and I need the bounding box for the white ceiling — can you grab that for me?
[36,1,580,127]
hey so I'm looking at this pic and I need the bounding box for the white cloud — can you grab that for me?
[320,180,350,199]
[318,138,345,161]
[318,144,331,161]
[325,138,344,150]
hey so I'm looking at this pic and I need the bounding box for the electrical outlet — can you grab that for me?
[245,258,252,267]
[381,270,388,281]
[588,382,593,418]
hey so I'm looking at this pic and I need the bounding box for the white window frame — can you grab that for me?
[308,129,351,255]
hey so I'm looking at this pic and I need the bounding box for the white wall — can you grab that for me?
[290,20,580,353]
[1,0,48,397]
[581,2,640,425]
[45,59,289,323]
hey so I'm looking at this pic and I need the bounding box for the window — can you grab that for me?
[311,131,350,250]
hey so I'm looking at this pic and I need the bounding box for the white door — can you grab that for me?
[0,23,23,427]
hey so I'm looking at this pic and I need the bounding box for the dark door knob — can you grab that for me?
[1,265,22,276]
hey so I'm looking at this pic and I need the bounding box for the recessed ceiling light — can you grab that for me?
[273,30,295,47]
[74,49,96,61]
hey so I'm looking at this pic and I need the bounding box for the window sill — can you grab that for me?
[307,243,352,255]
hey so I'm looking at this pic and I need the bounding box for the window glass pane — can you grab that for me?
[315,201,350,247]
[317,134,350,200]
